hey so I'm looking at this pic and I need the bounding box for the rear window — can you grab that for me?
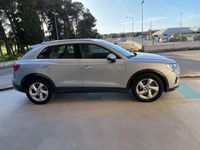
[37,44,81,59]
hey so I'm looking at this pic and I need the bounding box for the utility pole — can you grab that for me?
[141,0,144,49]
[52,12,59,40]
[180,13,183,27]
[180,12,183,43]
[126,17,134,45]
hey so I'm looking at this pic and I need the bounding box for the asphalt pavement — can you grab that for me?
[0,79,200,150]
[0,68,13,91]
[159,50,200,77]
[0,68,12,76]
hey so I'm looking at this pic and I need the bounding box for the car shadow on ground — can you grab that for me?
[13,90,175,106]
[50,92,135,104]
[17,91,177,107]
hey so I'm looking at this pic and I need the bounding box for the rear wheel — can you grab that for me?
[131,74,164,102]
[25,79,54,104]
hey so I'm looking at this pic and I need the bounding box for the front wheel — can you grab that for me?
[25,79,54,104]
[131,74,164,102]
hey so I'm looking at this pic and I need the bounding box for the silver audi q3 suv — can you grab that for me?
[13,39,180,104]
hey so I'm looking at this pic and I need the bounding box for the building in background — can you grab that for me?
[152,27,196,43]
[153,27,193,37]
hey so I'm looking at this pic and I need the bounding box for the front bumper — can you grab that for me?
[166,85,179,92]
[165,64,180,92]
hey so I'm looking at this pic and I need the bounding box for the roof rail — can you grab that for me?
[41,39,97,45]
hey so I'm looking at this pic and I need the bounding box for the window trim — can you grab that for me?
[36,43,123,60]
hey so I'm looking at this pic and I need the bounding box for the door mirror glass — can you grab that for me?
[107,53,116,62]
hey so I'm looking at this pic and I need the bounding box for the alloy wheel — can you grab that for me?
[136,78,159,100]
[29,82,49,102]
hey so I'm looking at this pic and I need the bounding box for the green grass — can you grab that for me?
[0,46,28,61]
[1,46,7,55]
[1,46,19,55]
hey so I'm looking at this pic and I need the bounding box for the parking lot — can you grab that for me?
[1,79,200,150]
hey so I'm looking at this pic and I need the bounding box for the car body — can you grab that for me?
[13,39,180,104]
[113,41,118,45]
[159,36,168,43]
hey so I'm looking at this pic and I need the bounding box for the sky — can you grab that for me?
[74,0,200,34]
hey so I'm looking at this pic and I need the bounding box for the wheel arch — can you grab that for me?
[127,69,169,92]
[21,73,56,92]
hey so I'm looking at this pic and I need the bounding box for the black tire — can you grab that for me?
[25,78,54,104]
[131,73,164,102]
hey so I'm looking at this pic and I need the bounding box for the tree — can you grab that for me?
[0,11,13,58]
[0,0,26,53]
[36,0,64,40]
[18,0,44,46]
[76,9,99,38]
[36,0,100,39]
[0,0,100,60]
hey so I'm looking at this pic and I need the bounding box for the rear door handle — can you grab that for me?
[42,66,52,70]
[82,65,92,69]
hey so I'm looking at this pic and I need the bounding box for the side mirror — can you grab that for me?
[107,53,116,63]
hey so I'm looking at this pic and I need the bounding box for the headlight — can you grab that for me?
[166,64,177,71]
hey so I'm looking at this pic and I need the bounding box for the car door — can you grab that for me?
[37,43,82,87]
[79,43,126,88]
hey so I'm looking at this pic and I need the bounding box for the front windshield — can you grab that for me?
[100,40,133,58]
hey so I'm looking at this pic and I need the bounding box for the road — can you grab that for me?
[0,68,12,76]
[159,50,200,77]
[0,79,200,150]
[0,68,13,90]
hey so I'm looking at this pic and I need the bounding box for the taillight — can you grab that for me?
[13,63,20,72]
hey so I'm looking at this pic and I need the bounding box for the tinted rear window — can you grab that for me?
[37,44,81,59]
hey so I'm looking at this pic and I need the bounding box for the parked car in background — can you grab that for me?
[13,39,180,104]
[169,35,187,42]
[113,41,118,45]
[159,36,168,43]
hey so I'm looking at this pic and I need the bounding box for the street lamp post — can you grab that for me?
[52,12,59,40]
[126,17,134,45]
[141,0,144,49]
[149,20,153,41]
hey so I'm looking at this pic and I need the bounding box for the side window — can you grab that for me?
[37,44,80,59]
[80,44,110,59]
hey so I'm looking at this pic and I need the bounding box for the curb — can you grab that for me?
[181,76,200,79]
[146,48,200,54]
[0,86,14,92]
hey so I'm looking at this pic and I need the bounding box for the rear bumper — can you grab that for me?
[12,81,24,93]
